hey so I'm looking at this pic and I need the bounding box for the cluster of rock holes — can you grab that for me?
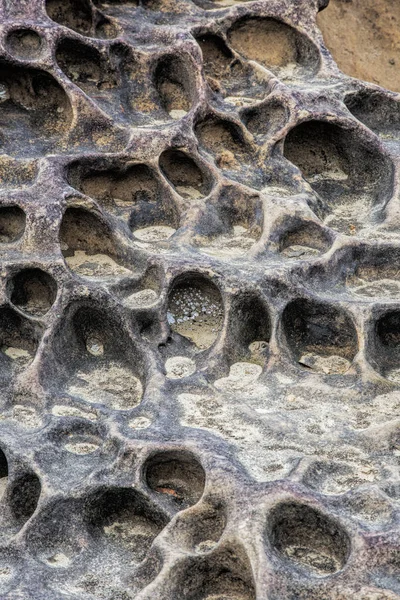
[0,1,393,597]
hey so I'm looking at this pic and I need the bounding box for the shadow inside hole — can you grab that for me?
[168,274,224,351]
[195,34,267,103]
[9,472,41,526]
[283,120,393,234]
[0,62,72,157]
[170,543,256,600]
[279,221,333,259]
[281,298,358,374]
[169,502,226,554]
[9,268,57,317]
[226,292,270,366]
[6,29,43,60]
[51,303,144,409]
[46,0,93,35]
[60,206,131,278]
[0,306,41,379]
[0,448,8,501]
[144,450,206,511]
[241,99,288,140]
[198,185,262,258]
[56,38,120,115]
[26,498,88,567]
[85,487,168,564]
[153,55,194,120]
[374,311,400,383]
[267,502,350,577]
[345,91,400,138]
[227,17,320,79]
[0,207,25,243]
[195,116,251,170]
[68,160,180,234]
[159,149,211,199]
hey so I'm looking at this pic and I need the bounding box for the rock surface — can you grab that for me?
[0,0,398,599]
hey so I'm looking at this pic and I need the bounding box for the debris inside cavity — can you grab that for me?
[168,282,223,350]
[165,356,196,379]
[45,553,71,567]
[347,277,400,299]
[199,225,256,258]
[124,289,158,308]
[128,416,151,429]
[133,226,176,243]
[64,441,99,455]
[176,185,203,199]
[169,109,187,119]
[3,346,32,362]
[69,363,143,409]
[52,405,97,420]
[86,336,104,357]
[195,540,217,553]
[299,353,352,375]
[12,405,41,428]
[281,244,321,259]
[65,251,131,278]
[214,361,262,391]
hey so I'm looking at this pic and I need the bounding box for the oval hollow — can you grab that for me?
[9,268,57,317]
[144,450,206,510]
[267,502,350,576]
[168,274,224,351]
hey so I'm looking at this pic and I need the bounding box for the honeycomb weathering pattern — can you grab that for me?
[0,0,398,598]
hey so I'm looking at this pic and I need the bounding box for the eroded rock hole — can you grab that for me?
[69,161,172,232]
[375,311,400,382]
[0,207,25,243]
[86,488,167,563]
[242,100,288,140]
[195,117,250,171]
[6,29,43,60]
[227,293,270,365]
[9,269,57,317]
[282,298,358,374]
[280,222,333,259]
[0,306,40,372]
[154,56,193,119]
[0,448,8,500]
[267,502,350,576]
[283,120,393,234]
[60,207,130,278]
[0,64,72,157]
[144,450,206,510]
[10,472,41,525]
[345,91,400,138]
[60,305,144,409]
[172,503,225,554]
[168,275,224,350]
[56,39,117,96]
[46,0,93,35]
[174,544,256,600]
[228,17,320,78]
[196,34,265,104]
[159,149,210,199]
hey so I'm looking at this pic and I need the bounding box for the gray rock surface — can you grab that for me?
[0,0,398,598]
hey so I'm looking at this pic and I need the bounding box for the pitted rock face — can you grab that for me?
[0,0,398,599]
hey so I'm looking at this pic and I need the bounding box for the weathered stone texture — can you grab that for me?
[0,0,398,599]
